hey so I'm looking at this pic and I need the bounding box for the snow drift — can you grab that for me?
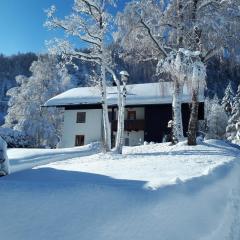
[0,140,239,240]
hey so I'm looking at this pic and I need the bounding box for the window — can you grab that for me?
[75,135,85,146]
[125,138,129,146]
[76,112,86,123]
[128,111,136,120]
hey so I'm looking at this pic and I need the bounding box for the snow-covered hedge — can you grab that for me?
[0,136,9,176]
[0,127,32,148]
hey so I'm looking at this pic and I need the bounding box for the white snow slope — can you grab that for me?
[0,140,240,240]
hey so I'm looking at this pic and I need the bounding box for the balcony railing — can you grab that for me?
[112,120,145,132]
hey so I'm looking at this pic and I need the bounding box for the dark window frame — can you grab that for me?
[76,112,86,123]
[75,135,85,146]
[127,110,136,120]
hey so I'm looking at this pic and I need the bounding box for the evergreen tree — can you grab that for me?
[226,85,240,142]
[221,82,235,116]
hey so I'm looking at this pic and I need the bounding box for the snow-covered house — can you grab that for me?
[45,82,205,148]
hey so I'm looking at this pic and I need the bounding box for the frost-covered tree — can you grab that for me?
[157,51,187,142]
[4,55,72,148]
[116,0,240,145]
[0,53,37,124]
[205,95,228,140]
[221,82,235,117]
[113,71,129,154]
[45,0,124,152]
[226,85,240,143]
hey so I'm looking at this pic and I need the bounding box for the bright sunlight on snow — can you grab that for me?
[1,140,240,240]
[36,140,240,190]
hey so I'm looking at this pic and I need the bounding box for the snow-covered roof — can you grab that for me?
[45,82,205,107]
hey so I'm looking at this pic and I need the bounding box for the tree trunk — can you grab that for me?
[115,85,126,154]
[114,92,123,153]
[115,97,124,154]
[172,80,184,143]
[100,65,111,152]
[187,89,199,145]
[187,0,202,146]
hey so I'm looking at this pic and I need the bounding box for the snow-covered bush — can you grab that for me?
[205,96,228,140]
[0,127,31,148]
[0,136,9,176]
[4,55,73,148]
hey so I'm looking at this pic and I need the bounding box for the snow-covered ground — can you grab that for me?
[0,140,240,240]
[41,140,240,190]
[8,142,99,173]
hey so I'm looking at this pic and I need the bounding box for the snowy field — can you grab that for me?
[0,140,240,240]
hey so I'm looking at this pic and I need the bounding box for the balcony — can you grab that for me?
[112,120,145,132]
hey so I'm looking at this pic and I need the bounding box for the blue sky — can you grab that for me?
[0,0,129,56]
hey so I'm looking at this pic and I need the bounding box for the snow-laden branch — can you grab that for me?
[46,39,101,64]
[138,15,168,58]
[45,14,102,48]
[197,0,221,12]
[202,47,219,62]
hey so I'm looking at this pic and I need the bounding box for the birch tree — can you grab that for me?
[116,0,240,145]
[113,71,129,154]
[157,51,185,142]
[45,0,122,152]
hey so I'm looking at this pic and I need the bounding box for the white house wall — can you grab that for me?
[124,107,145,120]
[60,109,102,148]
[118,107,145,146]
[124,131,144,146]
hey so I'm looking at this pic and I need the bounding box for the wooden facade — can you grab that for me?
[108,103,204,143]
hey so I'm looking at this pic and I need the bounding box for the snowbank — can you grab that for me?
[0,140,239,240]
